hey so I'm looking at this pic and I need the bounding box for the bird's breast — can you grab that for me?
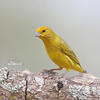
[44,41,60,59]
[44,43,66,66]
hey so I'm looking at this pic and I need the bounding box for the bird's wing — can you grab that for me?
[59,39,81,65]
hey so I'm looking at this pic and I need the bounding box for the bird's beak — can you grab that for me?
[35,32,41,37]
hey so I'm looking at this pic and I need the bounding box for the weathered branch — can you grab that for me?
[0,67,100,100]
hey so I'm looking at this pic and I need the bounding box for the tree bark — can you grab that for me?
[0,67,100,100]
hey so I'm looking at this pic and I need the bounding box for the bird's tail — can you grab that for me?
[73,64,87,73]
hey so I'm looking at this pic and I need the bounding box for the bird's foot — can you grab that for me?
[50,68,62,71]
[43,68,62,74]
[43,69,56,74]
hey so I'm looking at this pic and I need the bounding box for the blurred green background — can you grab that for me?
[0,0,100,76]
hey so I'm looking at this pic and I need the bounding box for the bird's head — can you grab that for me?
[35,26,55,40]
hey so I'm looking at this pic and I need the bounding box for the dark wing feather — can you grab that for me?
[59,39,81,65]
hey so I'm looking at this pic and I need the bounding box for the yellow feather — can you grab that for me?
[35,26,87,73]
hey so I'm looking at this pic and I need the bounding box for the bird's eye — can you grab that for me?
[42,30,46,32]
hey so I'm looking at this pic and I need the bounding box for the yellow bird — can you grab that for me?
[35,26,87,73]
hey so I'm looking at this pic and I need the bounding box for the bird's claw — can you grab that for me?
[43,69,56,74]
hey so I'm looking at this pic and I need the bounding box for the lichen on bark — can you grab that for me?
[0,67,100,100]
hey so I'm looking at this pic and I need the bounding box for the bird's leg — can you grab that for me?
[43,68,62,74]
[43,68,62,73]
[50,68,62,71]
[44,68,62,73]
